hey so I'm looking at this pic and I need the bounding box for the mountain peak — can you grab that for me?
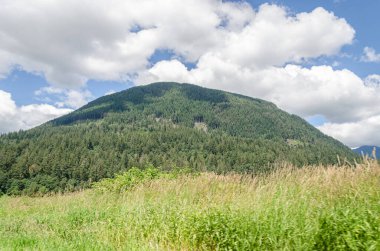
[0,82,357,194]
[51,82,274,126]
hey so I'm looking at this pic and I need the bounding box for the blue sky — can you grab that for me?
[3,0,378,106]
[0,0,379,147]
[250,0,380,76]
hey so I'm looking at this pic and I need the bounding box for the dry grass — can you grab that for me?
[0,161,379,250]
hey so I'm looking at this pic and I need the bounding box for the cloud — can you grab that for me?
[220,5,354,68]
[137,57,380,147]
[364,75,380,87]
[0,90,72,133]
[35,87,93,109]
[361,47,380,62]
[105,90,117,96]
[2,0,378,146]
[0,0,254,87]
[0,1,353,88]
[138,59,380,124]
[318,115,380,148]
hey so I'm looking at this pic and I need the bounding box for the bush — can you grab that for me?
[92,166,196,192]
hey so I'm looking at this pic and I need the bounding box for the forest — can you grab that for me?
[0,82,358,195]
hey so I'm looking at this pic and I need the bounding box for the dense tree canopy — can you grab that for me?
[0,82,357,195]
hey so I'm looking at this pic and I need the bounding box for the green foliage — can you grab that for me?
[93,166,196,192]
[0,82,358,194]
[0,164,379,250]
[181,209,257,250]
[314,205,380,250]
[93,167,157,193]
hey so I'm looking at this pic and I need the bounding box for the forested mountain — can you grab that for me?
[0,82,357,195]
[353,146,379,159]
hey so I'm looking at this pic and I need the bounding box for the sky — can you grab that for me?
[0,0,379,148]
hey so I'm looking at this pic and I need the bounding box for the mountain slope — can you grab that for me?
[0,82,357,195]
[353,146,380,159]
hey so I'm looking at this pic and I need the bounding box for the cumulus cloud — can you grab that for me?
[362,47,380,62]
[1,0,378,146]
[364,75,380,88]
[0,1,353,87]
[139,59,380,146]
[318,115,380,148]
[35,87,93,109]
[0,0,255,87]
[0,90,72,133]
[138,60,380,123]
[221,5,354,67]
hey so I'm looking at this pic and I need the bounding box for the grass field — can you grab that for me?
[0,161,379,250]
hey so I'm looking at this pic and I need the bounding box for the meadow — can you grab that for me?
[0,160,379,250]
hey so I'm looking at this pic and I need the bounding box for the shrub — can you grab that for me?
[92,166,196,192]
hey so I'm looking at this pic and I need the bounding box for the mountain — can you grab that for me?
[0,82,357,195]
[353,146,380,159]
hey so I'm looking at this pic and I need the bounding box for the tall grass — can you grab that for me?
[0,161,379,250]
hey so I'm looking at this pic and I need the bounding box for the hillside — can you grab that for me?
[353,146,380,159]
[0,82,357,195]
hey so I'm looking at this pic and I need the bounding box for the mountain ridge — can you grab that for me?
[0,82,357,195]
[353,145,379,159]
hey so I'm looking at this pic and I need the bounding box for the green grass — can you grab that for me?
[1,161,379,250]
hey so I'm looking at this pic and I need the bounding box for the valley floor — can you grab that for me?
[0,162,379,250]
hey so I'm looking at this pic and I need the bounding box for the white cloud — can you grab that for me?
[2,0,378,147]
[0,90,72,133]
[0,1,353,88]
[364,75,380,88]
[58,90,92,109]
[35,87,93,109]
[362,47,380,62]
[220,5,354,68]
[137,58,380,147]
[105,90,116,96]
[143,60,191,84]
[18,104,72,129]
[139,60,380,123]
[0,90,17,116]
[0,0,255,87]
[318,115,380,148]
